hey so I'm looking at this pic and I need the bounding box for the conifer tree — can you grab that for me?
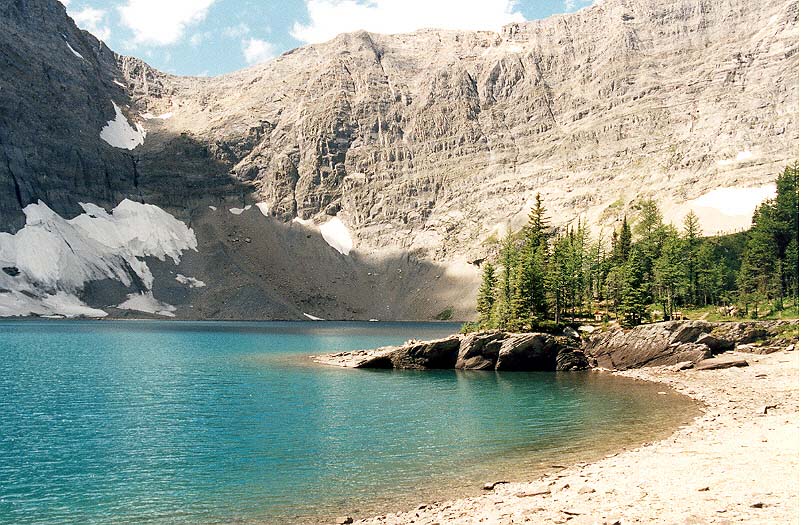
[547,233,569,324]
[619,246,649,327]
[654,228,685,320]
[697,242,725,306]
[738,203,780,316]
[773,163,799,300]
[682,211,702,304]
[618,215,632,263]
[527,193,549,247]
[476,262,497,327]
[493,230,518,329]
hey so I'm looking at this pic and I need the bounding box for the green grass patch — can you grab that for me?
[435,306,454,321]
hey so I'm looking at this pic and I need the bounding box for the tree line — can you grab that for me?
[471,163,799,331]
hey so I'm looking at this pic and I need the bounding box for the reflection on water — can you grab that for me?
[0,321,698,524]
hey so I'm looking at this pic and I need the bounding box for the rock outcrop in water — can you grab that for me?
[315,320,797,371]
[315,331,589,371]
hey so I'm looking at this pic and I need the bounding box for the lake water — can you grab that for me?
[0,321,698,524]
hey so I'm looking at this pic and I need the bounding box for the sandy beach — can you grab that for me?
[351,349,799,525]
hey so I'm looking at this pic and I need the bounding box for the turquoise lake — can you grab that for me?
[0,321,697,524]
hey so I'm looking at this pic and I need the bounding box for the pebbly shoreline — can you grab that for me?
[329,349,798,524]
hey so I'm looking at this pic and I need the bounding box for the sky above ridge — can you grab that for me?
[59,0,595,77]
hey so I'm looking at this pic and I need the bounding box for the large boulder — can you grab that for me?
[335,332,588,371]
[694,356,749,370]
[455,332,506,370]
[584,321,714,370]
[556,348,591,371]
[709,320,797,349]
[495,334,585,371]
[386,336,462,369]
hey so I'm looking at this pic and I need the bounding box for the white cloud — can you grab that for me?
[70,7,112,41]
[189,32,210,46]
[291,0,525,44]
[242,38,276,64]
[223,22,251,38]
[564,0,594,12]
[118,0,216,46]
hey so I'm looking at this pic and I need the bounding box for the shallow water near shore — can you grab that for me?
[0,320,699,524]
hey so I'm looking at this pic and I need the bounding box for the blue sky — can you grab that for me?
[60,0,594,77]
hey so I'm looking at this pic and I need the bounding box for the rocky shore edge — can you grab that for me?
[336,348,799,525]
[313,319,798,372]
[315,319,799,525]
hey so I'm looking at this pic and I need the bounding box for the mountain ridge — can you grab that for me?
[0,0,797,319]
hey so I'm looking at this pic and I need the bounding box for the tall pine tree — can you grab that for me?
[476,262,497,327]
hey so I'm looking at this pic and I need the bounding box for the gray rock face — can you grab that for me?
[0,0,797,320]
[388,336,462,369]
[317,320,793,371]
[338,331,588,371]
[0,1,244,233]
[709,321,796,348]
[584,320,797,370]
[113,0,798,262]
[556,349,592,372]
[695,357,750,371]
[456,332,506,369]
[584,321,715,370]
[496,333,564,371]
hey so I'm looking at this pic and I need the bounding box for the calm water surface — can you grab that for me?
[0,321,698,524]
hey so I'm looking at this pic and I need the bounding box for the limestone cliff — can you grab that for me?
[118,0,798,260]
[0,0,797,319]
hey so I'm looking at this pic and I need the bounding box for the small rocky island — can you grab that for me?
[314,320,797,372]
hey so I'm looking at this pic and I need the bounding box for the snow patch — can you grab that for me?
[256,202,271,217]
[690,184,776,217]
[292,216,313,226]
[0,291,107,318]
[65,41,84,59]
[320,216,353,255]
[303,312,324,321]
[678,184,777,235]
[229,207,245,215]
[717,150,754,166]
[100,101,146,150]
[176,274,206,288]
[117,292,176,317]
[141,112,173,120]
[208,205,217,211]
[0,200,196,318]
[113,80,126,89]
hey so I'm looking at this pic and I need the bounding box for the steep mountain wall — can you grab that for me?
[0,0,797,319]
[119,0,798,259]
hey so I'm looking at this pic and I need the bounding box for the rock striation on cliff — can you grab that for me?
[0,0,797,320]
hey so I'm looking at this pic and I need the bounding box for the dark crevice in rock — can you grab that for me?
[2,266,20,277]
